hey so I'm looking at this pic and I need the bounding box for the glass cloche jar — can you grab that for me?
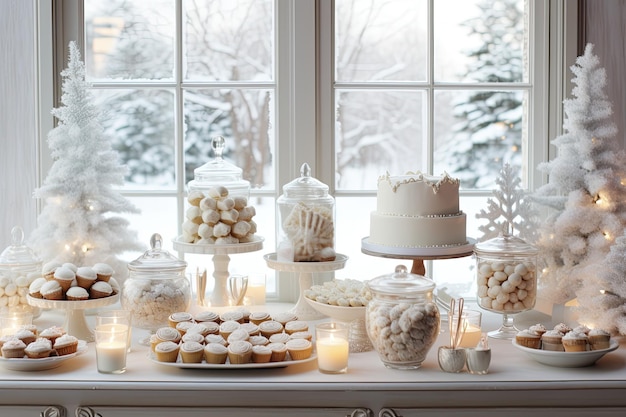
[182,136,256,245]
[276,163,336,262]
[122,233,190,345]
[474,233,538,339]
[0,226,42,317]
[365,265,440,369]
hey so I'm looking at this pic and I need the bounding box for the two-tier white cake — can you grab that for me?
[369,171,467,248]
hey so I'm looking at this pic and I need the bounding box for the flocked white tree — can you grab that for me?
[475,163,538,242]
[532,44,626,304]
[29,42,143,276]
[577,229,626,334]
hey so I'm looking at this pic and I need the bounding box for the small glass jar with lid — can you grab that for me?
[474,232,538,339]
[365,265,440,369]
[182,136,256,244]
[0,226,41,317]
[276,163,336,262]
[122,233,190,344]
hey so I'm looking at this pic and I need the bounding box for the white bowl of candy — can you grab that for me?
[304,279,372,352]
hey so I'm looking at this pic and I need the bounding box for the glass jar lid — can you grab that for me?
[0,226,40,267]
[128,233,187,273]
[188,136,250,191]
[474,233,538,256]
[281,163,333,200]
[367,265,436,296]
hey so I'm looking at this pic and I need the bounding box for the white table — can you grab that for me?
[1,305,624,417]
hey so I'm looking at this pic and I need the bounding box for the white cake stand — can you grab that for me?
[263,253,348,320]
[173,236,264,307]
[27,294,120,342]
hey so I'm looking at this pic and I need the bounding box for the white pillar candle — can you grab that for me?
[459,324,482,348]
[94,324,129,374]
[96,342,127,374]
[316,337,349,373]
[244,284,266,305]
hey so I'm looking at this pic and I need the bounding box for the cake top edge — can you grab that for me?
[378,170,460,192]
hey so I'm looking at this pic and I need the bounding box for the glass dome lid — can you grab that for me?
[128,233,187,273]
[190,136,249,186]
[282,163,332,199]
[367,265,436,295]
[474,233,538,256]
[0,226,40,266]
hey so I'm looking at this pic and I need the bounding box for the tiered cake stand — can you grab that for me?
[263,253,348,321]
[361,237,476,315]
[174,236,264,307]
[27,294,120,342]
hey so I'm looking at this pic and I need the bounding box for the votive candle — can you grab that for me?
[315,322,349,374]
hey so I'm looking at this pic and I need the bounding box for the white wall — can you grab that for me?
[0,0,37,249]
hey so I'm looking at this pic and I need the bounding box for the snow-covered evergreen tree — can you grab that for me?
[577,229,626,335]
[29,42,143,276]
[476,163,538,242]
[439,0,525,189]
[532,44,626,303]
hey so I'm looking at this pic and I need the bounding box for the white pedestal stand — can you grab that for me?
[264,253,348,321]
[28,294,120,342]
[173,237,264,307]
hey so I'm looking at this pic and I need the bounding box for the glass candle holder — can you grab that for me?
[315,322,349,374]
[94,324,130,374]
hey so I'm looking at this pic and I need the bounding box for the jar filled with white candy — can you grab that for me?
[0,226,41,318]
[365,265,440,370]
[276,163,336,262]
[123,233,190,345]
[182,136,256,245]
[474,233,538,339]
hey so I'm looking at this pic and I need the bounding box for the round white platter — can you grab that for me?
[512,339,619,367]
[0,340,87,372]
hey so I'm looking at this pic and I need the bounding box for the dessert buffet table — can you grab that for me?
[1,306,625,417]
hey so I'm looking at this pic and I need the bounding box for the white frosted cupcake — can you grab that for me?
[66,286,89,301]
[179,341,204,363]
[24,338,53,358]
[154,341,180,362]
[588,329,610,350]
[204,343,228,364]
[251,345,272,363]
[41,280,63,300]
[562,331,588,352]
[285,338,313,360]
[227,340,253,364]
[89,281,113,299]
[75,266,97,289]
[53,266,76,292]
[155,327,181,344]
[259,320,284,338]
[92,263,114,282]
[168,312,194,328]
[219,320,241,339]
[227,328,250,345]
[205,334,227,346]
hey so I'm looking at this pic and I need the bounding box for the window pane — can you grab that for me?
[85,0,175,80]
[434,0,528,83]
[184,0,274,82]
[184,89,275,189]
[335,0,427,82]
[93,88,176,189]
[118,196,178,258]
[433,89,526,190]
[336,196,401,280]
[335,90,426,190]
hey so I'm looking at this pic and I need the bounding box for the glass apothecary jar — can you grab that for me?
[122,233,190,344]
[365,265,440,369]
[182,136,256,244]
[276,163,336,262]
[0,226,41,317]
[474,233,538,339]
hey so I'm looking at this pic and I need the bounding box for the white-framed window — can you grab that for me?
[38,0,575,302]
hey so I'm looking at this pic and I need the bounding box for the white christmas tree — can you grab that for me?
[29,42,143,274]
[475,163,538,242]
[576,229,626,334]
[532,44,626,303]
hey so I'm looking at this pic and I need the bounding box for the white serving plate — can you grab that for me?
[0,340,87,372]
[512,339,619,367]
[148,352,316,369]
[304,297,366,323]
